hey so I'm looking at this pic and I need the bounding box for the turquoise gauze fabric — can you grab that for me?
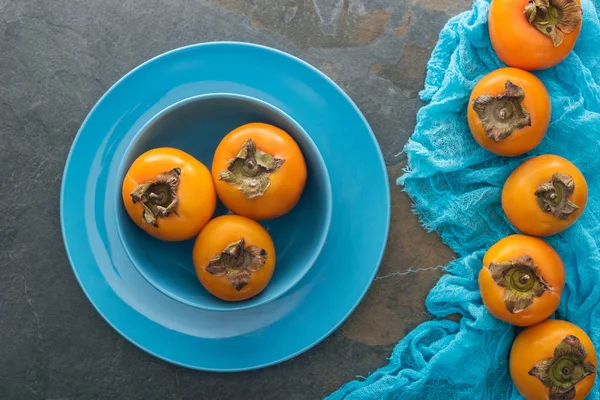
[327,0,600,399]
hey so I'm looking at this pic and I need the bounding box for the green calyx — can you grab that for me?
[529,335,596,400]
[506,267,537,292]
[219,139,285,199]
[524,0,582,47]
[535,172,579,220]
[205,238,268,291]
[130,168,181,227]
[488,255,550,314]
[472,80,531,142]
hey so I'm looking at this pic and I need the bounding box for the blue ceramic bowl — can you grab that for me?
[116,93,332,311]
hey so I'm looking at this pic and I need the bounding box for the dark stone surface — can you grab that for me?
[0,1,470,399]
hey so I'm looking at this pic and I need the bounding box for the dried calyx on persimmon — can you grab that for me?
[130,168,181,227]
[472,80,531,142]
[219,139,285,199]
[488,255,551,314]
[535,172,579,220]
[205,238,268,291]
[524,0,583,47]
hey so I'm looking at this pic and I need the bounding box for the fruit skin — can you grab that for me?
[478,235,564,326]
[489,0,582,71]
[502,155,587,237]
[468,68,551,156]
[122,148,216,241]
[510,320,597,400]
[212,122,307,220]
[193,215,276,301]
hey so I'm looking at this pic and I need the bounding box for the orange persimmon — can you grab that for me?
[212,122,307,220]
[502,155,587,237]
[510,320,597,400]
[193,215,276,301]
[468,68,551,156]
[489,0,583,70]
[478,235,564,326]
[122,148,216,241]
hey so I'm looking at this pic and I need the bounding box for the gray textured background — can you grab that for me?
[0,0,472,398]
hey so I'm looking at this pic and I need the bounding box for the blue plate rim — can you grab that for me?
[60,41,391,371]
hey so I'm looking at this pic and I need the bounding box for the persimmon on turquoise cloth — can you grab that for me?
[327,0,600,398]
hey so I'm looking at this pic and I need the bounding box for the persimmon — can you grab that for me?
[212,122,307,220]
[510,320,597,400]
[503,155,587,237]
[468,68,551,156]
[122,148,216,241]
[489,0,583,70]
[478,235,564,326]
[193,215,276,301]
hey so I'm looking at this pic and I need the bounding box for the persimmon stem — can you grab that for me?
[535,173,579,220]
[219,139,285,199]
[130,168,180,227]
[205,239,268,291]
[488,255,550,314]
[472,81,531,142]
[524,0,582,47]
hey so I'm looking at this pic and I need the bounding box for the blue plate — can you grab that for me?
[61,42,390,371]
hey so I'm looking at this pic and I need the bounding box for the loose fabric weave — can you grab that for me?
[328,0,600,398]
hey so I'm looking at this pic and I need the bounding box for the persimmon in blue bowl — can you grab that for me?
[117,93,332,311]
